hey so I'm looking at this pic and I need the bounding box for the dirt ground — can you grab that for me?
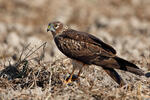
[0,0,150,100]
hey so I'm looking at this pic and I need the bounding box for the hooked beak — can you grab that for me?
[47,24,55,32]
[47,28,49,32]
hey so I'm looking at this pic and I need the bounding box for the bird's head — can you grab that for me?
[47,21,65,37]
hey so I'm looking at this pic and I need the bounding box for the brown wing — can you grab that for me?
[54,29,116,64]
[59,29,116,55]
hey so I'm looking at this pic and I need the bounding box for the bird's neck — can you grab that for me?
[51,31,57,38]
[53,25,69,37]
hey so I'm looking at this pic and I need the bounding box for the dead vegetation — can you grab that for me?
[0,0,150,100]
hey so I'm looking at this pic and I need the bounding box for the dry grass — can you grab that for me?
[0,0,150,100]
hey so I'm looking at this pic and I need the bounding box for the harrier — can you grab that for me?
[47,21,144,86]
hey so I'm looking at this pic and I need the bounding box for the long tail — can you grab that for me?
[113,56,144,76]
[93,56,145,86]
[102,67,125,86]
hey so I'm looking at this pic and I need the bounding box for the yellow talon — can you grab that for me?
[63,65,83,84]
[64,75,73,84]
[64,79,72,84]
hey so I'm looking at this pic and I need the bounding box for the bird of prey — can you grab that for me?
[47,21,145,86]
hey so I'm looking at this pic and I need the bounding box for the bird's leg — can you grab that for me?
[64,67,75,84]
[77,65,84,77]
[71,64,85,81]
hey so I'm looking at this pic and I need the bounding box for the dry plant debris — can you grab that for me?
[0,0,150,100]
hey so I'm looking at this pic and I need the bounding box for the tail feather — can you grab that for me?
[114,57,144,76]
[102,67,125,86]
[145,72,150,78]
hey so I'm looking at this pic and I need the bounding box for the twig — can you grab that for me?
[24,42,47,60]
[18,43,31,62]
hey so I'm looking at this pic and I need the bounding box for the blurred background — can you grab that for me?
[0,0,150,62]
[0,0,150,99]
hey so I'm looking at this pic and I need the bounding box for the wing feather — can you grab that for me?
[54,29,116,64]
[60,29,116,55]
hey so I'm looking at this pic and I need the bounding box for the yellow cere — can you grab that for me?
[48,25,50,29]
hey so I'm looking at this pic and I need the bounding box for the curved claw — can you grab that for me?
[64,74,78,84]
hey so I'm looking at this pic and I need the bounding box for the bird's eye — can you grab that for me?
[54,24,59,29]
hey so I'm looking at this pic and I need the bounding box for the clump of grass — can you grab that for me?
[0,42,52,89]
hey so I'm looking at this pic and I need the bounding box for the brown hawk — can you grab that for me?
[47,21,145,86]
